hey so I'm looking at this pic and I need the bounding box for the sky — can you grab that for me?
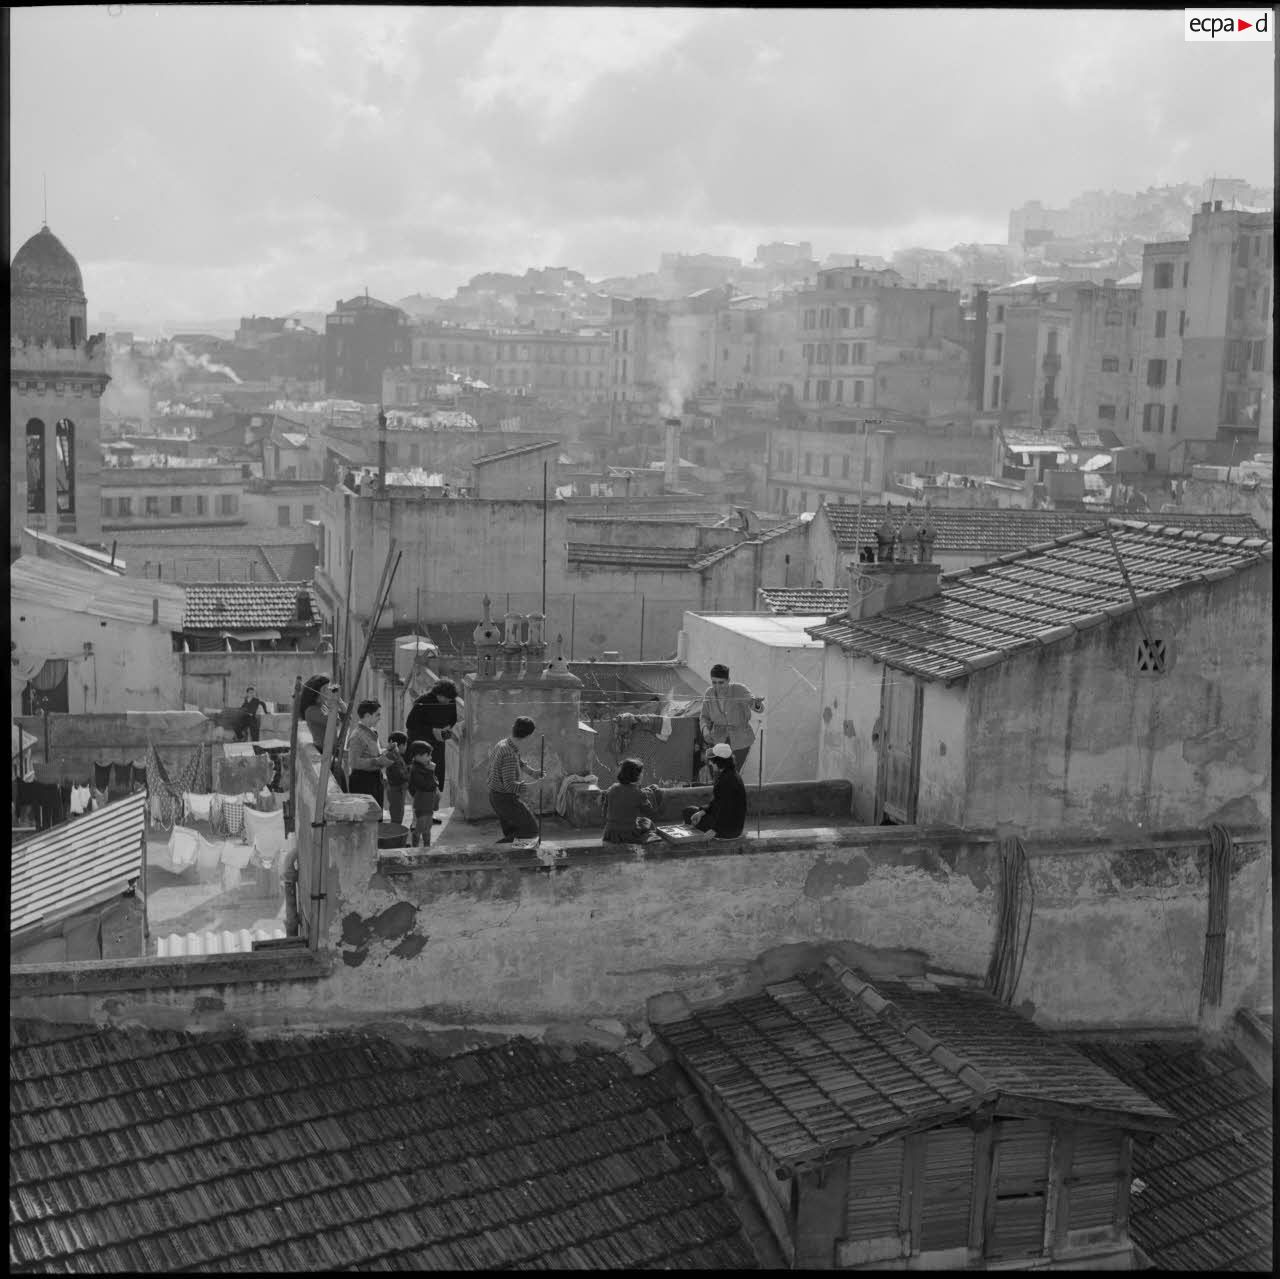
[10,6,1276,330]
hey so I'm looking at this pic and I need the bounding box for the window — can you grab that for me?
[1136,635,1168,675]
[119,495,133,516]
[1101,356,1120,373]
[817,380,831,402]
[1153,262,1174,289]
[1098,404,1116,420]
[278,505,291,526]
[822,454,831,477]
[804,309,816,329]
[1170,405,1178,433]
[1232,286,1245,318]
[819,308,831,327]
[1104,308,1122,326]
[1223,390,1238,423]
[992,333,1003,365]
[170,495,183,515]
[300,505,315,522]
[851,341,867,364]
[1226,339,1247,371]
[25,419,45,513]
[995,304,1006,322]
[1154,310,1167,338]
[101,497,114,517]
[834,379,844,402]
[837,306,850,327]
[842,455,851,479]
[1175,358,1182,386]
[803,343,814,363]
[990,375,1001,409]
[799,490,807,510]
[818,343,831,363]
[853,304,866,327]
[853,380,864,404]
[985,1120,1051,1261]
[1237,237,1250,267]
[1146,359,1167,387]
[1252,339,1266,372]
[1182,262,1189,288]
[145,495,160,517]
[1178,309,1187,336]
[54,419,75,515]
[1142,403,1165,432]
[803,379,811,401]
[1046,329,1059,356]
[804,452,813,474]
[217,493,235,516]
[837,342,849,365]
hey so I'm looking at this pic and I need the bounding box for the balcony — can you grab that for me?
[1041,353,1061,374]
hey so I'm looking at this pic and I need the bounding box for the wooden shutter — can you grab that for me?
[845,1139,904,1241]
[1066,1127,1122,1231]
[919,1126,974,1251]
[986,1120,1050,1259]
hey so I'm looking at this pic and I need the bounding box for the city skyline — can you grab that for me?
[11,6,1276,327]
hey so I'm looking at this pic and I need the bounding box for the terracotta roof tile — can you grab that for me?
[9,1022,760,1272]
[820,503,1264,556]
[758,586,847,615]
[1074,1037,1272,1271]
[658,965,1174,1173]
[567,543,700,570]
[807,520,1272,681]
[182,581,321,631]
[471,440,559,467]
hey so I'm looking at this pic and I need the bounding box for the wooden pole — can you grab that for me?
[308,689,343,950]
[537,734,546,848]
[756,727,764,838]
[341,548,354,691]
[542,460,549,619]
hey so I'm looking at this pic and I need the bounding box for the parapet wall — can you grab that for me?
[11,826,1270,1041]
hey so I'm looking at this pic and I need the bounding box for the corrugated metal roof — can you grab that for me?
[10,557,185,627]
[11,792,147,937]
[807,520,1272,682]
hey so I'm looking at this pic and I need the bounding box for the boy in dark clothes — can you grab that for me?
[407,740,438,847]
[682,743,747,839]
[386,731,410,827]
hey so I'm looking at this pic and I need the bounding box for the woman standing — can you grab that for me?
[601,758,663,845]
[297,673,349,790]
[406,679,459,793]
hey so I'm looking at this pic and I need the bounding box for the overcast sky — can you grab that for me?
[10,6,1275,328]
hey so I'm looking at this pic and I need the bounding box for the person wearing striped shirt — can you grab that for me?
[488,716,543,843]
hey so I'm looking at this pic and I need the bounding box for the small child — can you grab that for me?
[385,732,410,827]
[407,739,438,847]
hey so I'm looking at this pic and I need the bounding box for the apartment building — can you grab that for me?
[1131,202,1274,473]
[766,422,896,516]
[324,295,411,401]
[983,277,1141,439]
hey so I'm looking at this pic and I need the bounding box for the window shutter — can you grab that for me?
[919,1126,974,1250]
[1065,1128,1122,1230]
[986,1120,1050,1259]
[845,1139,904,1241]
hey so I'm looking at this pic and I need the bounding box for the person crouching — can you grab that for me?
[407,740,438,847]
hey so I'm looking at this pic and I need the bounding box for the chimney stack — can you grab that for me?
[663,416,681,493]
[1214,201,1223,212]
[846,560,943,621]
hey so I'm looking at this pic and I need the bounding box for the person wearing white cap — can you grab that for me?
[682,743,747,839]
[699,663,764,771]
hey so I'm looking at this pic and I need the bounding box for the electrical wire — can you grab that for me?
[1199,822,1232,1016]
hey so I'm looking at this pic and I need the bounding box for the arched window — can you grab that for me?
[25,419,45,513]
[54,419,76,515]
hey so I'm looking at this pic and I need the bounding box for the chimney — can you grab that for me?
[845,561,942,621]
[663,416,681,493]
[1214,201,1223,212]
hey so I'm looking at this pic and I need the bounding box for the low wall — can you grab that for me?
[564,778,853,828]
[11,827,1269,1042]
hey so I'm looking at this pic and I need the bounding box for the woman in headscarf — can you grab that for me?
[406,679,459,794]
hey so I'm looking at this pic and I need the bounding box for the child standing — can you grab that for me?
[407,739,438,847]
[385,731,410,827]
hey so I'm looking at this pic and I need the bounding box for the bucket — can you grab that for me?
[377,823,409,850]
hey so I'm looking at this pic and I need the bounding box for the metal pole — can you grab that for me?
[542,460,549,619]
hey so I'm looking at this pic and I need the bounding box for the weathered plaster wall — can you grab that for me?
[12,831,1268,1040]
[960,568,1272,837]
[180,652,326,711]
[916,683,969,826]
[11,605,181,712]
[815,648,883,820]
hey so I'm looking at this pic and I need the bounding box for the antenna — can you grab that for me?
[42,174,48,227]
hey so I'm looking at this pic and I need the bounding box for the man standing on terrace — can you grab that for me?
[488,716,544,844]
[698,664,764,771]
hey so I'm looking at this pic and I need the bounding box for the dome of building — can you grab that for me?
[11,225,86,297]
[11,225,89,346]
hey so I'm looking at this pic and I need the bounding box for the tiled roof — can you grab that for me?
[819,502,1264,555]
[9,1022,761,1272]
[658,962,1174,1173]
[11,793,147,938]
[1074,1037,1273,1271]
[687,516,808,573]
[758,586,847,615]
[471,439,559,467]
[182,581,321,631]
[568,543,700,570]
[807,521,1272,682]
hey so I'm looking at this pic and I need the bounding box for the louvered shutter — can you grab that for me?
[986,1120,1050,1259]
[1066,1127,1122,1231]
[919,1126,974,1251]
[845,1139,905,1241]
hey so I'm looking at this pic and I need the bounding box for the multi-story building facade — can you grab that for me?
[1131,203,1274,473]
[983,278,1141,439]
[99,461,247,531]
[10,225,108,558]
[324,295,410,401]
[765,423,897,516]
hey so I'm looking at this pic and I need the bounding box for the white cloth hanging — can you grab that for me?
[657,716,673,741]
[184,792,213,823]
[69,785,92,816]
[168,826,198,870]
